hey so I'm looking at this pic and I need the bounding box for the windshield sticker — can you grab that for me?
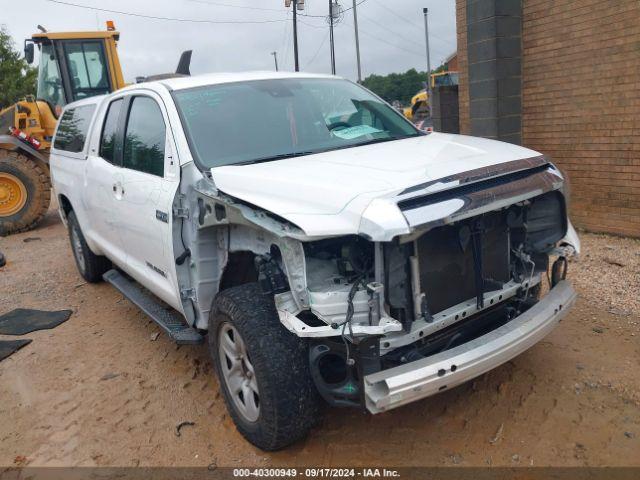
[331,125,383,140]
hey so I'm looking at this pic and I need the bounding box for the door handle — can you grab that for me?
[112,183,125,196]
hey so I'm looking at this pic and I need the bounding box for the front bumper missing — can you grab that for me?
[364,280,577,414]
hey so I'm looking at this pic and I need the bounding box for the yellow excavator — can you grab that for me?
[0,23,125,235]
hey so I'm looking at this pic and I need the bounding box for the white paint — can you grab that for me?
[211,132,542,240]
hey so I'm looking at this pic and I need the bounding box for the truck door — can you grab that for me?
[84,96,127,260]
[114,93,182,310]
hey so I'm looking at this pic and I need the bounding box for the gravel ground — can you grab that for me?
[570,231,640,317]
[0,207,638,467]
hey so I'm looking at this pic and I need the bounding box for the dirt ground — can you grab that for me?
[0,203,638,468]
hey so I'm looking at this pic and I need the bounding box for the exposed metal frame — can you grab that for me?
[380,275,541,353]
[365,280,577,413]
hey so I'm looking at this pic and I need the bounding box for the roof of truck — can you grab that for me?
[58,72,341,113]
[156,71,340,91]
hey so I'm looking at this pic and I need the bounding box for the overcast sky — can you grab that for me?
[1,0,456,83]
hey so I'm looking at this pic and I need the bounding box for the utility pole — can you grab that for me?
[293,0,300,71]
[423,7,432,116]
[329,0,336,74]
[352,0,362,82]
[271,51,279,71]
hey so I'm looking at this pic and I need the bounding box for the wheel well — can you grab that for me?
[219,251,258,291]
[58,194,73,218]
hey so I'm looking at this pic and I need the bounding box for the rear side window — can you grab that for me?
[123,96,166,177]
[53,104,96,153]
[99,98,123,164]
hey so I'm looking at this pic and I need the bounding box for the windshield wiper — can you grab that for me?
[329,134,421,152]
[234,151,315,166]
[232,134,420,166]
[355,136,410,147]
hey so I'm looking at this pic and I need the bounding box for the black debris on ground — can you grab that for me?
[175,421,195,437]
[0,339,32,362]
[0,309,72,335]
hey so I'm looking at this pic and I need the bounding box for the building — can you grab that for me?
[444,52,458,71]
[456,0,639,237]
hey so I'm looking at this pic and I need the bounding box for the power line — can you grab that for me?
[299,0,369,18]
[300,15,426,66]
[428,32,456,50]
[359,12,421,48]
[371,0,423,31]
[280,10,291,53]
[343,21,425,58]
[297,18,328,29]
[342,0,371,15]
[305,30,330,68]
[283,18,292,68]
[359,11,453,61]
[370,0,456,49]
[43,0,287,24]
[276,10,290,70]
[185,0,283,12]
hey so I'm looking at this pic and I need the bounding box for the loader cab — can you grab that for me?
[25,27,126,117]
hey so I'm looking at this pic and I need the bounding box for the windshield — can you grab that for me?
[434,72,459,87]
[37,43,66,109]
[62,40,111,101]
[173,78,420,168]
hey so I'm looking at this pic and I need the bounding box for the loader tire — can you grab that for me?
[0,149,51,236]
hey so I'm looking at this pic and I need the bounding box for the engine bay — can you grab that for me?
[300,190,570,407]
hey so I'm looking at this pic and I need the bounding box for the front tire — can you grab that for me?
[0,149,51,236]
[209,283,319,451]
[67,210,111,283]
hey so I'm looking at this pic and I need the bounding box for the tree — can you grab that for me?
[362,68,427,105]
[0,25,37,109]
[362,64,448,106]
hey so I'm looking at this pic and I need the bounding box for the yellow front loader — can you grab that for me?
[403,71,460,121]
[0,24,126,235]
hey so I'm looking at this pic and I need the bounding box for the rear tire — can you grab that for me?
[209,283,319,451]
[0,149,51,236]
[67,210,111,283]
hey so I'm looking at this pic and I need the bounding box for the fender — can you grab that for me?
[0,135,50,164]
[562,221,581,255]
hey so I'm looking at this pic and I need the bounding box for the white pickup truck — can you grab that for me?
[50,72,579,451]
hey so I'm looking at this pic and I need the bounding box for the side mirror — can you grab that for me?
[24,42,34,64]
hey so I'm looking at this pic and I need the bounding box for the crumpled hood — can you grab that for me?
[211,132,543,238]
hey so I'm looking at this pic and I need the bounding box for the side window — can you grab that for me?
[53,104,96,153]
[123,97,166,177]
[99,98,123,164]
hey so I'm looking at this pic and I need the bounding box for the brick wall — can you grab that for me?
[465,0,523,144]
[432,86,460,134]
[446,53,459,71]
[457,1,470,134]
[457,0,640,238]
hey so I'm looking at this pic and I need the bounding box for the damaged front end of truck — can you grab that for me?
[184,153,579,414]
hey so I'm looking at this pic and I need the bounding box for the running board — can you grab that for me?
[103,269,204,345]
